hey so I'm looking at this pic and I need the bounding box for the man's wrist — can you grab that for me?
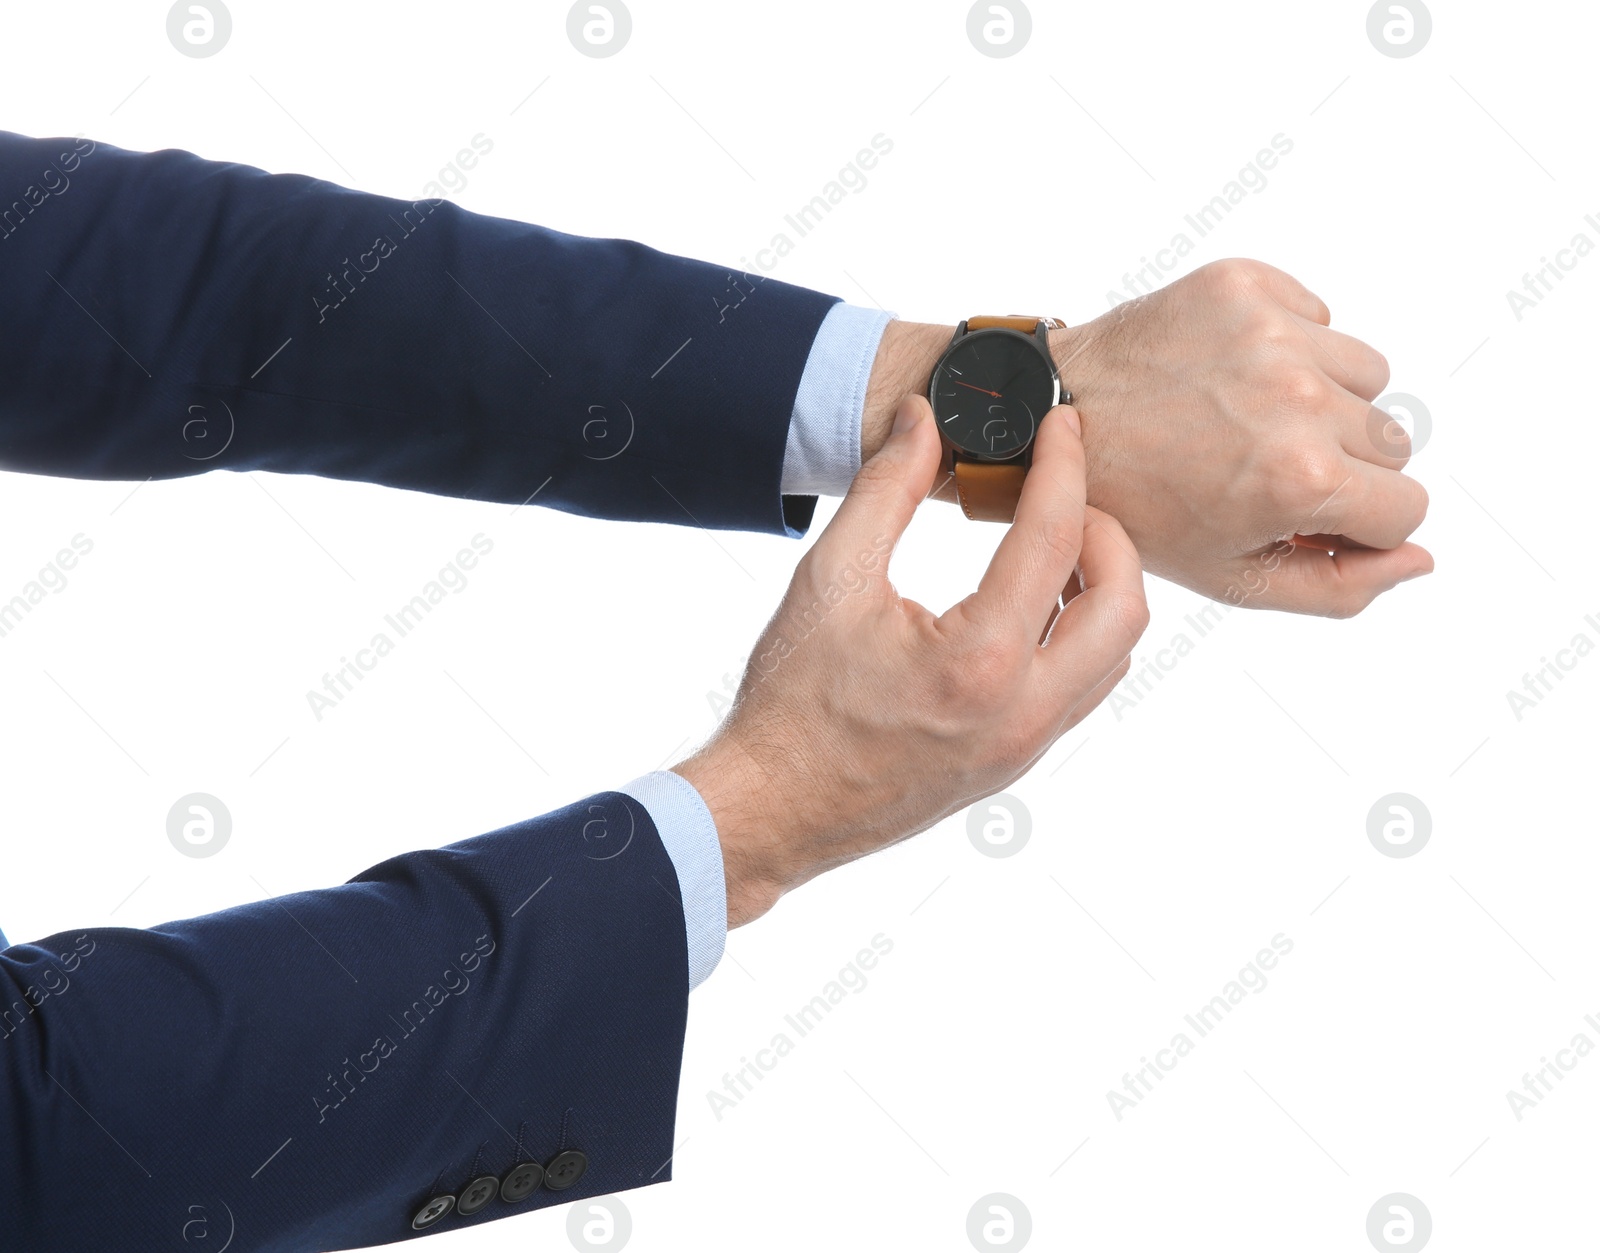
[672,743,791,930]
[860,319,954,466]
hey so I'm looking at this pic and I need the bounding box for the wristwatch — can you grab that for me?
[927,315,1068,522]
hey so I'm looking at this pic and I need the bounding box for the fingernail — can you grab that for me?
[892,396,921,436]
[1399,567,1432,583]
[1059,405,1081,436]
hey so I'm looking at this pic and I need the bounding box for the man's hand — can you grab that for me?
[860,258,1433,617]
[675,395,1147,928]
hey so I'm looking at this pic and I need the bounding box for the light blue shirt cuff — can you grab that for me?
[618,769,726,991]
[781,301,897,498]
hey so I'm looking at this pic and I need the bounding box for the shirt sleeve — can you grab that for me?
[617,770,728,990]
[780,302,897,498]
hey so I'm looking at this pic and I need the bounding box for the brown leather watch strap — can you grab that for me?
[965,314,1065,333]
[952,458,1029,523]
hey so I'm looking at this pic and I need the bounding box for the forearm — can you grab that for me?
[0,790,691,1248]
[0,131,838,535]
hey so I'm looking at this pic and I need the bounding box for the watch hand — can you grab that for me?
[953,380,1001,398]
[994,360,1039,396]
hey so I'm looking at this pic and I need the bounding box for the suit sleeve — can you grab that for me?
[0,790,692,1252]
[0,131,842,535]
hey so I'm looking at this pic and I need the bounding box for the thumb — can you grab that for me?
[817,394,941,561]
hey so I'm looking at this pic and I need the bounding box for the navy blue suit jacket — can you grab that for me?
[0,132,843,1250]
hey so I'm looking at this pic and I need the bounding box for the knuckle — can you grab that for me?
[1272,364,1327,412]
[940,631,1021,714]
[1102,586,1151,642]
[1398,480,1430,536]
[1241,308,1295,356]
[1411,479,1431,525]
[1369,348,1392,391]
[1202,257,1258,302]
[1373,414,1412,462]
[1035,511,1085,572]
[1275,446,1345,509]
[965,633,1022,696]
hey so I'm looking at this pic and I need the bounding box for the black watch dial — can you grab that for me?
[929,328,1057,460]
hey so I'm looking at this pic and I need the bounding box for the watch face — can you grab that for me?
[929,328,1058,460]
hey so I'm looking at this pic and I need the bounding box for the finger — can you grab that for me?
[1348,395,1417,470]
[1316,386,1411,471]
[1293,315,1390,401]
[1033,505,1148,713]
[1305,456,1429,550]
[1234,258,1330,325]
[817,394,941,570]
[1013,653,1134,779]
[1055,651,1133,735]
[1243,539,1433,617]
[970,405,1089,642]
[1313,377,1413,472]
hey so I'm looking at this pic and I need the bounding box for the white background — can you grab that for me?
[2,1,1596,1250]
